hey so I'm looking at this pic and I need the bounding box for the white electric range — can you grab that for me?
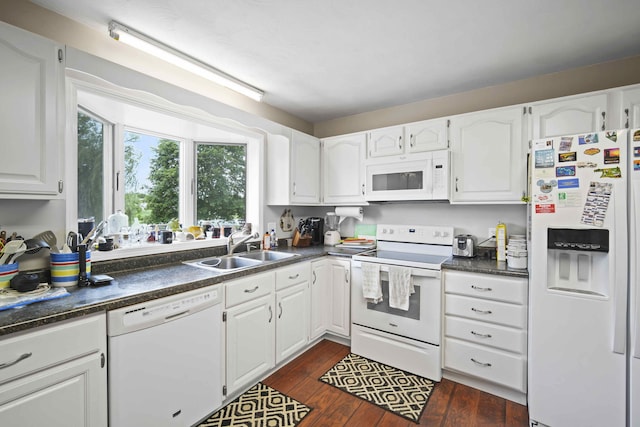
[351,224,453,380]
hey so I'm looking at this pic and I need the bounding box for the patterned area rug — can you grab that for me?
[319,353,436,423]
[198,382,312,427]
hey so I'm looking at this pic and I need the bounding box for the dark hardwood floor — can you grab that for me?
[262,339,529,427]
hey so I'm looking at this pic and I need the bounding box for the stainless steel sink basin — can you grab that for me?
[184,251,298,274]
[198,256,262,270]
[237,251,298,262]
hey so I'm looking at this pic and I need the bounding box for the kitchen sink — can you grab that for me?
[198,256,262,270]
[184,251,299,273]
[237,251,298,262]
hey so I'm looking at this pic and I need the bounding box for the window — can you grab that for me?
[74,86,260,250]
[196,143,246,224]
[124,131,179,224]
[77,109,106,221]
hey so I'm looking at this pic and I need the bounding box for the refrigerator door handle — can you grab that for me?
[633,177,640,359]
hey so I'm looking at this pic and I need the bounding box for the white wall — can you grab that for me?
[265,203,526,243]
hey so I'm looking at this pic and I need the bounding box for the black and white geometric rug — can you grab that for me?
[198,382,312,427]
[319,353,436,423]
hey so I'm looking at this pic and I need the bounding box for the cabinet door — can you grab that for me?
[310,259,328,340]
[367,126,404,158]
[276,282,309,363]
[0,22,62,197]
[322,134,366,204]
[327,259,350,336]
[405,118,449,153]
[225,294,275,394]
[450,107,525,203]
[530,93,608,139]
[622,87,640,129]
[290,131,320,204]
[0,353,106,427]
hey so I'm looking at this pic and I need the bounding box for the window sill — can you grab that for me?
[91,238,228,262]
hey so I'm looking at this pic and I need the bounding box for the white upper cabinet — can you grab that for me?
[620,87,640,129]
[290,131,321,203]
[404,118,449,153]
[529,93,608,139]
[449,106,526,203]
[266,130,320,205]
[322,133,366,205]
[367,126,404,158]
[0,22,63,198]
[367,119,448,158]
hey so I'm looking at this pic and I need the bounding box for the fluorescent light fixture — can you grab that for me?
[108,20,264,102]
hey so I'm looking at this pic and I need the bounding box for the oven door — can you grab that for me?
[351,259,441,345]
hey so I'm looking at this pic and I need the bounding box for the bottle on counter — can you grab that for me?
[263,231,271,250]
[496,221,507,262]
[270,229,277,249]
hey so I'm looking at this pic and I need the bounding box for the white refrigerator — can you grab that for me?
[528,128,640,427]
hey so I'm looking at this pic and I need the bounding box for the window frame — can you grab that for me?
[66,73,265,260]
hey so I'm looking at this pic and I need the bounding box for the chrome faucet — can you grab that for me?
[227,231,260,255]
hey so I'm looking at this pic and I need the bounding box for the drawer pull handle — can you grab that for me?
[471,358,492,367]
[244,286,259,293]
[471,330,492,338]
[471,307,492,314]
[471,285,492,292]
[0,352,32,370]
[288,273,300,280]
[389,322,398,327]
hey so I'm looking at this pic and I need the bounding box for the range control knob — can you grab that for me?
[433,230,441,237]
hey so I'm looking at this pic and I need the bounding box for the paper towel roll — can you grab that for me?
[335,207,364,224]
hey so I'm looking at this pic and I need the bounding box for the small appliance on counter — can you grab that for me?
[452,234,477,258]
[324,212,340,246]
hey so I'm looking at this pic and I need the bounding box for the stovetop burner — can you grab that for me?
[352,224,454,270]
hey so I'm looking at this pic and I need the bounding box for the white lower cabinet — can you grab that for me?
[443,270,528,404]
[327,258,350,337]
[224,272,276,396]
[310,259,329,340]
[0,314,107,426]
[275,263,310,363]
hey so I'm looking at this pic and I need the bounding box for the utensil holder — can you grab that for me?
[50,251,91,288]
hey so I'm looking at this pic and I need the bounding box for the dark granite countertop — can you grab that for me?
[0,245,339,337]
[442,256,529,278]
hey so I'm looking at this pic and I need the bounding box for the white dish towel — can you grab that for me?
[361,262,382,304]
[389,266,414,311]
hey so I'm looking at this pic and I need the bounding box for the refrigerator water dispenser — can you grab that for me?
[546,228,610,296]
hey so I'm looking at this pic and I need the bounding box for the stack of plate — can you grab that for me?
[506,235,528,269]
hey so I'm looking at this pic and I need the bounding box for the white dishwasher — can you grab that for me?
[107,286,223,427]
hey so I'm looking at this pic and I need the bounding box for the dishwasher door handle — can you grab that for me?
[165,310,189,321]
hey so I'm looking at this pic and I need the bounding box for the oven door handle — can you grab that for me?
[377,265,441,278]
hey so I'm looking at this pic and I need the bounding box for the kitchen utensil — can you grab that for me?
[0,240,27,264]
[77,244,89,287]
[24,238,50,254]
[324,230,341,246]
[32,230,58,253]
[67,231,78,252]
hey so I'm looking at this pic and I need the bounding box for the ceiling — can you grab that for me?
[30,0,640,123]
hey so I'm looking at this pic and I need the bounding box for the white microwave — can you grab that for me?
[364,150,449,201]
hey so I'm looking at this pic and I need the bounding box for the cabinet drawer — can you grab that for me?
[445,271,527,304]
[0,313,105,384]
[445,315,526,354]
[445,294,526,328]
[444,337,526,392]
[226,272,275,308]
[275,263,309,291]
